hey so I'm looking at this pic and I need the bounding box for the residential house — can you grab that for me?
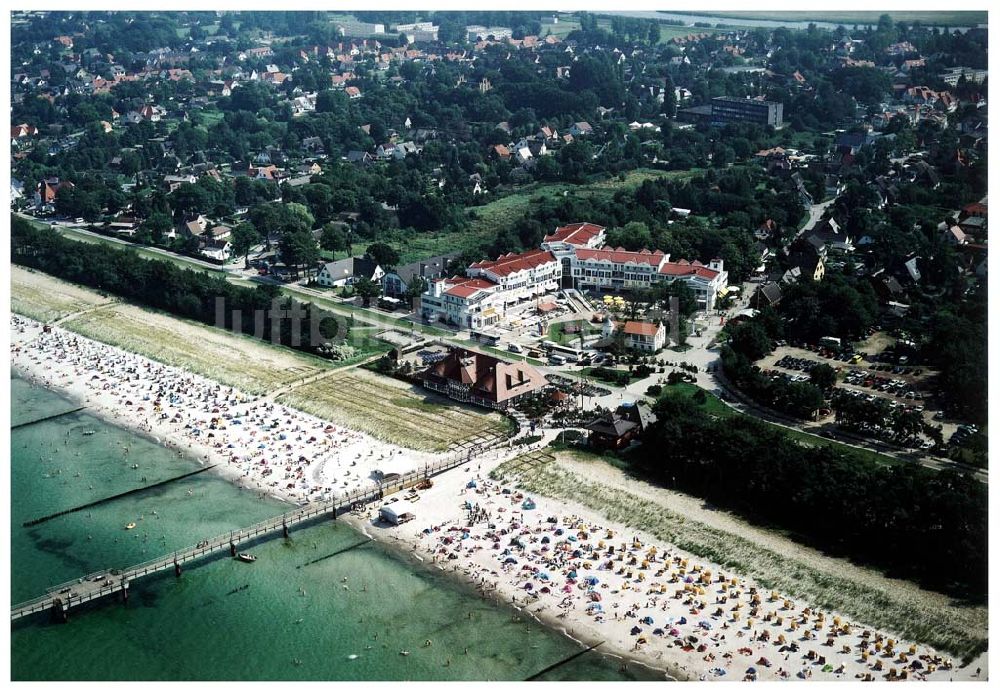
[491,144,511,160]
[316,256,384,288]
[11,123,38,139]
[568,121,593,136]
[514,145,533,165]
[34,177,74,208]
[941,225,968,246]
[623,320,666,353]
[585,401,654,449]
[382,252,459,298]
[809,218,853,252]
[753,281,783,308]
[345,150,374,166]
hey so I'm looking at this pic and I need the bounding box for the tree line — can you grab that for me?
[11,215,348,359]
[635,387,987,600]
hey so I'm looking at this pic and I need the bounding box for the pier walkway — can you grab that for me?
[12,441,501,623]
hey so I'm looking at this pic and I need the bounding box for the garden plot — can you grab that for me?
[11,266,114,322]
[277,369,511,452]
[491,449,987,661]
[61,303,326,395]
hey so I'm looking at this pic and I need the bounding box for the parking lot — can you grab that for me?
[758,344,972,449]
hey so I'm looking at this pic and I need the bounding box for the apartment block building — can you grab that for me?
[711,97,783,128]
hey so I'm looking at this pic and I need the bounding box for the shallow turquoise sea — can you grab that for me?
[10,375,663,681]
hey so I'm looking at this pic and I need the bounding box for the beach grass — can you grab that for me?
[277,369,511,452]
[490,451,988,661]
[11,265,114,322]
[61,303,327,395]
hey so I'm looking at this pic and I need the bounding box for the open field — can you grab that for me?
[545,15,719,42]
[465,168,702,253]
[10,266,115,322]
[491,448,988,661]
[277,369,512,451]
[667,10,986,27]
[60,303,327,395]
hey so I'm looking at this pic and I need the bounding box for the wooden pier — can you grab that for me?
[11,441,499,623]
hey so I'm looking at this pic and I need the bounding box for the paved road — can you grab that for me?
[23,214,984,482]
[17,214,242,273]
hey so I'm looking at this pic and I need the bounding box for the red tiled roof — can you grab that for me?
[575,247,665,267]
[659,260,719,280]
[623,320,660,337]
[469,248,557,277]
[546,222,605,246]
[442,276,496,299]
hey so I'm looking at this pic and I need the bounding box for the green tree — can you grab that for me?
[365,241,400,269]
[319,223,349,258]
[231,222,261,268]
[279,229,319,278]
[809,363,837,391]
[354,276,381,307]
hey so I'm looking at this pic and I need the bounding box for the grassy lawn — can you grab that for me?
[548,320,596,347]
[276,369,510,451]
[11,265,114,322]
[197,109,225,127]
[490,449,987,660]
[464,168,702,258]
[579,366,631,386]
[61,303,328,395]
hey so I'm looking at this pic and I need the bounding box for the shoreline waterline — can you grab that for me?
[10,313,985,681]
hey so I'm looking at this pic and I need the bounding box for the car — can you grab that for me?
[91,574,106,582]
[506,343,523,354]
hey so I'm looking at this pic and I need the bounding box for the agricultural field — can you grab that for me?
[545,15,718,42]
[61,302,326,395]
[11,265,114,322]
[277,369,513,451]
[672,10,986,27]
[491,449,988,660]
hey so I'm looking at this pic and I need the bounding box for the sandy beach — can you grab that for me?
[11,315,438,506]
[11,313,986,682]
[346,453,986,683]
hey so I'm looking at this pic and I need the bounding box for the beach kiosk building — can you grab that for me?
[379,500,416,526]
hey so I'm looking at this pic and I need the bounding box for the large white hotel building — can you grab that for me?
[420,222,728,330]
